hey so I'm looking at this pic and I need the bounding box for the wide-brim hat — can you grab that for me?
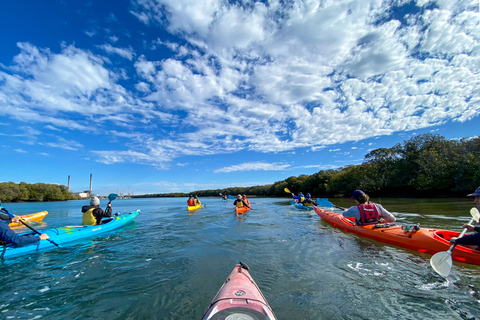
[467,187,480,197]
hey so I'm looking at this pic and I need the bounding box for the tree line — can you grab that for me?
[138,133,480,199]
[2,133,479,202]
[0,182,81,202]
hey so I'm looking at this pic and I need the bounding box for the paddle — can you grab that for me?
[228,195,235,200]
[430,207,480,277]
[284,187,291,194]
[106,193,118,211]
[0,202,61,248]
[316,198,346,210]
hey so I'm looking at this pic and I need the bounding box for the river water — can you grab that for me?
[1,197,479,319]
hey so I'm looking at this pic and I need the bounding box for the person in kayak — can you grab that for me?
[291,192,305,203]
[242,194,251,207]
[302,193,317,206]
[342,190,396,225]
[187,195,196,206]
[234,195,250,209]
[82,196,112,225]
[0,209,49,246]
[450,186,480,247]
[194,195,201,205]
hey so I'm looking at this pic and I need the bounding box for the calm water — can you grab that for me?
[1,197,479,319]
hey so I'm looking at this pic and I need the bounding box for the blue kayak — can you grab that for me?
[294,202,314,211]
[2,210,140,259]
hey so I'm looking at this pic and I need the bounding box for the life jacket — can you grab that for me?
[82,208,97,225]
[236,200,244,208]
[357,203,380,225]
[187,198,195,206]
[242,197,250,206]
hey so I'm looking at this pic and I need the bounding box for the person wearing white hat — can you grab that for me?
[81,196,112,225]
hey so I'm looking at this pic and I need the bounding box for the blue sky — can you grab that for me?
[0,0,479,196]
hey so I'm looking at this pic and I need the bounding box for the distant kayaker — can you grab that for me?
[82,196,112,225]
[342,190,396,225]
[291,192,305,203]
[0,210,49,246]
[450,186,480,247]
[187,195,196,206]
[302,193,316,206]
[234,195,250,209]
[194,195,201,205]
[242,194,251,207]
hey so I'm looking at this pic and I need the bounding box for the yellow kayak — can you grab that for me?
[187,202,205,211]
[9,211,49,227]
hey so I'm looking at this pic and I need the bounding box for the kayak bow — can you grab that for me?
[202,262,277,320]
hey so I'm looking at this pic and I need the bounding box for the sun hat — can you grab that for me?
[351,190,365,199]
[90,196,100,206]
[467,187,480,197]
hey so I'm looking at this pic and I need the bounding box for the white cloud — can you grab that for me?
[214,161,290,173]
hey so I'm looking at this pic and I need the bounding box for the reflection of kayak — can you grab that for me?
[202,262,277,320]
[187,203,204,211]
[294,203,313,211]
[313,207,480,266]
[235,206,250,214]
[9,211,48,227]
[2,210,140,259]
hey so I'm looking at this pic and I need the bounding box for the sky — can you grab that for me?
[0,0,479,196]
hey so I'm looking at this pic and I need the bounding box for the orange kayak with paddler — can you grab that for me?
[313,206,480,266]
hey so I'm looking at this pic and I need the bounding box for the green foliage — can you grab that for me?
[0,182,80,202]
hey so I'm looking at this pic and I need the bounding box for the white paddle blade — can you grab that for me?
[430,251,453,278]
[470,207,480,223]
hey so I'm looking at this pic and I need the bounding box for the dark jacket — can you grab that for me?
[81,205,113,225]
[455,227,480,246]
[0,220,40,247]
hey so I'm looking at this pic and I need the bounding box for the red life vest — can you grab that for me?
[187,198,195,206]
[357,203,380,225]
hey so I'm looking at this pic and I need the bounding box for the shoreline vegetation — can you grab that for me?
[1,133,479,203]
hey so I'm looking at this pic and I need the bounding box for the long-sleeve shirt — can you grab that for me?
[455,227,480,246]
[342,203,396,224]
[0,220,40,247]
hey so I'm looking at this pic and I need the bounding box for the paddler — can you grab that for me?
[291,192,305,203]
[0,209,49,246]
[234,195,250,209]
[242,194,251,207]
[187,195,196,206]
[342,190,396,225]
[82,196,112,225]
[450,186,480,248]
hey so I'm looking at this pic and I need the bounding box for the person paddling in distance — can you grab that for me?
[342,190,396,225]
[242,194,251,207]
[0,209,49,246]
[450,186,480,248]
[291,192,305,203]
[187,195,196,206]
[234,195,250,209]
[82,196,112,225]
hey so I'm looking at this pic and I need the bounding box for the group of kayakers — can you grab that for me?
[1,196,114,248]
[3,186,480,252]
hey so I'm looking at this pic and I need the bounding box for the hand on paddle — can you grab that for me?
[450,224,477,243]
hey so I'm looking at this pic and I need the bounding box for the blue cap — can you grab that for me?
[351,190,365,199]
[467,187,480,197]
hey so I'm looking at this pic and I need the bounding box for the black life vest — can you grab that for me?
[357,203,380,225]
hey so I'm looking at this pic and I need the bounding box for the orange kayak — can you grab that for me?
[9,211,48,227]
[235,206,250,214]
[202,262,277,320]
[313,207,480,266]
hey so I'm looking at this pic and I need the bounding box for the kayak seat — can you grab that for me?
[210,307,271,320]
